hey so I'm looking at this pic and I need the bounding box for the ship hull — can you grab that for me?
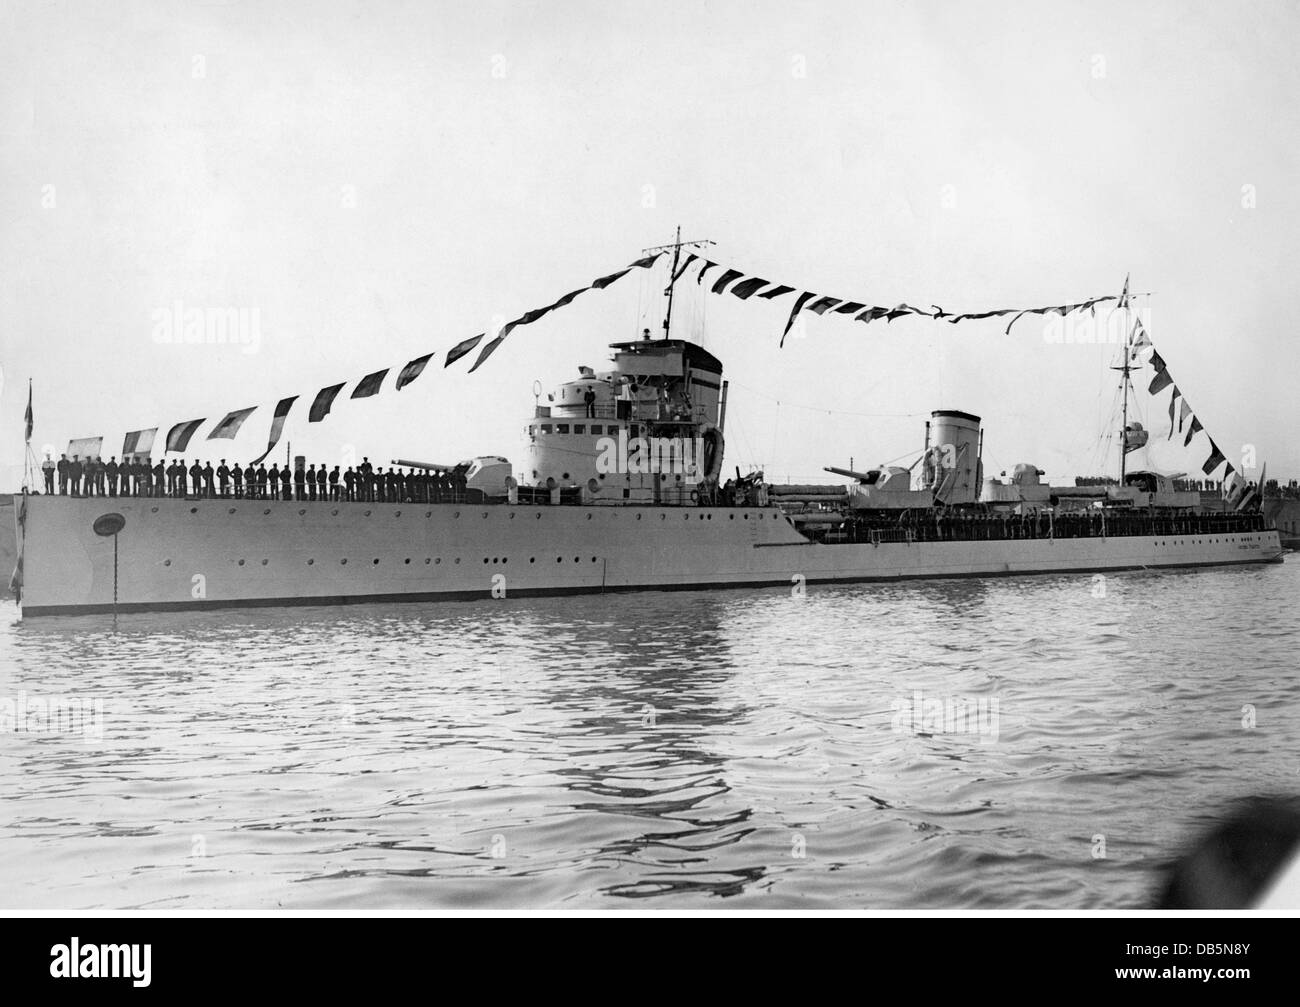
[12,495,1284,617]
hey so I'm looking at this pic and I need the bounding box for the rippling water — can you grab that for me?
[2,560,1297,909]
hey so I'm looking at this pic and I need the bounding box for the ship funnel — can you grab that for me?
[928,410,982,505]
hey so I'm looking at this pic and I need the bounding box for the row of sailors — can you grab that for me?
[44,455,467,503]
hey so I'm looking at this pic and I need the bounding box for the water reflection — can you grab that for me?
[2,563,1296,909]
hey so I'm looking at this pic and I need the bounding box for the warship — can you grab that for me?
[10,243,1283,617]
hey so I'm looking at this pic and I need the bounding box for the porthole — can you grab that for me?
[454,558,460,564]
[395,510,401,517]
[482,512,488,518]
[228,508,236,514]
[372,558,379,565]
[191,507,198,513]
[298,508,306,515]
[454,511,461,518]
[341,558,348,565]
[261,559,268,566]
[151,506,158,513]
[510,512,516,519]
[591,557,597,563]
[307,559,314,565]
[587,513,592,520]
[332,509,339,516]
[535,512,541,519]
[264,508,271,515]
[530,557,535,563]
[557,557,563,563]
[163,559,171,567]
[637,514,642,520]
[426,511,431,518]
[502,558,508,565]
[238,559,245,566]
[365,510,372,517]
[573,556,579,563]
[404,558,411,565]
[484,558,490,564]
[661,514,666,520]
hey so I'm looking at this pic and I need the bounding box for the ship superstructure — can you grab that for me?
[517,338,725,507]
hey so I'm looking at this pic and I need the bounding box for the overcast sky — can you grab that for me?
[2,0,1297,490]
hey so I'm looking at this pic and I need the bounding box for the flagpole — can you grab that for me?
[22,377,35,493]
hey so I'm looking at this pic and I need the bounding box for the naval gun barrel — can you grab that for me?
[824,466,873,482]
[392,458,458,471]
[768,484,849,500]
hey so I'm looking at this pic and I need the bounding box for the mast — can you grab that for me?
[1120,336,1130,483]
[641,229,715,341]
[1112,274,1133,483]
[663,225,681,340]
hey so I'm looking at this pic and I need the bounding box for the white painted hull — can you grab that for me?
[11,495,1284,616]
